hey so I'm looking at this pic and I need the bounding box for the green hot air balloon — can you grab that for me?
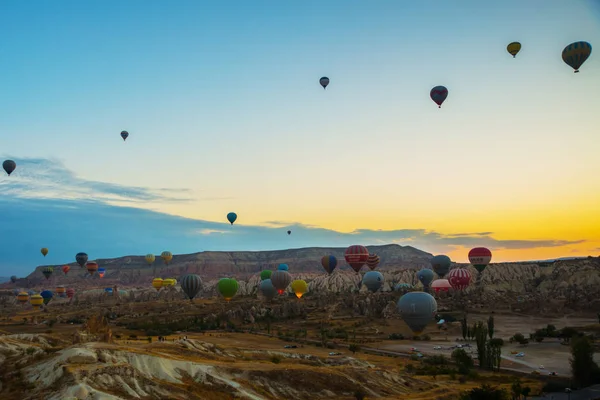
[259,279,277,300]
[217,278,239,301]
[42,267,54,280]
[397,292,437,335]
[260,270,272,281]
[430,255,451,278]
[181,274,203,301]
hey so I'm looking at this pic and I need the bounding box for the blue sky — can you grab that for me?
[0,0,598,274]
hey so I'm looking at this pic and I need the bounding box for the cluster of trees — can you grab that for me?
[460,315,495,341]
[460,315,503,371]
[509,324,581,345]
[456,382,531,400]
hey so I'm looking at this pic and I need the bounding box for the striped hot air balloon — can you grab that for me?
[447,268,472,291]
[562,41,592,73]
[56,286,66,298]
[66,288,75,299]
[366,253,380,270]
[181,274,202,300]
[86,262,98,275]
[321,255,338,275]
[344,245,369,273]
[17,292,29,305]
[431,279,452,294]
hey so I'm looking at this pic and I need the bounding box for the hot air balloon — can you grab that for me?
[17,292,29,305]
[162,278,173,288]
[270,270,292,295]
[430,255,452,278]
[62,265,70,275]
[430,86,448,108]
[217,278,239,301]
[98,268,105,278]
[290,280,308,298]
[86,262,98,275]
[181,274,203,300]
[468,247,492,273]
[56,286,66,298]
[105,288,113,295]
[397,292,437,335]
[259,279,277,300]
[145,254,155,265]
[507,42,521,58]
[161,251,173,265]
[120,130,129,141]
[66,288,75,299]
[2,160,16,176]
[227,212,237,225]
[10,275,17,283]
[76,253,88,268]
[287,230,291,235]
[30,294,44,308]
[277,264,289,271]
[152,278,163,291]
[319,77,330,89]
[362,271,384,293]
[394,283,413,292]
[321,255,338,275]
[431,279,452,294]
[447,268,472,291]
[366,253,380,271]
[260,270,272,281]
[41,248,48,257]
[344,245,370,273]
[562,41,592,73]
[40,290,53,305]
[417,268,435,292]
[42,267,53,280]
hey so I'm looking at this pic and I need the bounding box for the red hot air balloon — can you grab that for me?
[86,262,98,275]
[431,279,452,293]
[62,265,70,275]
[66,288,75,299]
[344,245,370,273]
[366,253,380,270]
[468,247,492,273]
[447,268,472,291]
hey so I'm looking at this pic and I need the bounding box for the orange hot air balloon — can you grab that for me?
[56,286,66,297]
[62,265,70,275]
[86,262,98,275]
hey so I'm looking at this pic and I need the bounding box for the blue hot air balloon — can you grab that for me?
[277,264,289,271]
[226,212,237,225]
[416,268,435,292]
[40,290,53,305]
[259,279,277,300]
[362,271,384,293]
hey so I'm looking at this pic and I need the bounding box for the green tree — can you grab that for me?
[349,344,360,355]
[461,316,468,340]
[487,315,495,339]
[475,321,488,369]
[561,327,579,344]
[452,348,474,375]
[570,335,600,387]
[511,380,522,400]
[459,384,509,400]
[521,386,531,399]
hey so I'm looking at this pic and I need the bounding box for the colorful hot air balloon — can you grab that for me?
[321,255,338,275]
[259,279,277,300]
[17,292,29,305]
[76,252,88,268]
[152,278,163,291]
[10,275,17,283]
[66,288,75,299]
[366,254,380,271]
[120,130,129,141]
[40,290,53,305]
[430,255,452,278]
[145,254,155,265]
[344,245,370,273]
[62,265,70,275]
[319,77,330,89]
[430,86,448,108]
[270,270,292,295]
[277,264,289,271]
[417,268,435,292]
[507,42,521,58]
[217,278,239,301]
[290,280,308,299]
[42,267,53,280]
[260,270,272,281]
[431,279,452,294]
[56,286,66,298]
[447,268,472,291]
[181,274,203,300]
[41,248,48,257]
[161,251,173,265]
[362,271,384,293]
[468,247,492,273]
[2,160,16,176]
[397,292,438,335]
[98,268,105,278]
[287,230,291,235]
[86,262,98,275]
[30,294,44,308]
[562,41,592,73]
[227,212,237,225]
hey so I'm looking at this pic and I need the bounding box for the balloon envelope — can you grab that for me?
[430,86,448,108]
[321,255,338,274]
[507,41,521,57]
[42,267,53,280]
[41,248,48,256]
[259,279,277,300]
[76,253,88,267]
[227,212,237,225]
[344,245,370,273]
[161,251,173,265]
[121,130,129,141]
[319,77,330,89]
[366,254,380,271]
[277,264,289,271]
[362,271,384,293]
[270,270,292,294]
[562,41,592,72]
[291,280,308,298]
[397,292,438,335]
[2,160,16,175]
[30,294,44,308]
[417,268,435,288]
[181,274,203,300]
[40,290,53,305]
[468,247,492,273]
[260,270,272,281]
[217,278,239,301]
[430,255,452,278]
[10,275,17,283]
[86,262,98,275]
[145,254,155,265]
[431,279,452,293]
[152,278,163,291]
[447,268,472,291]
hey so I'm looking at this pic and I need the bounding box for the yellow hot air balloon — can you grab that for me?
[163,278,176,288]
[506,42,521,58]
[161,251,172,265]
[145,254,155,265]
[290,279,308,299]
[152,278,163,291]
[30,294,44,308]
[41,247,48,257]
[17,292,29,305]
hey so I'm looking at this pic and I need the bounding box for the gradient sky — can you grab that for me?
[0,0,599,274]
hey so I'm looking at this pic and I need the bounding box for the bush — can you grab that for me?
[270,355,282,364]
[388,333,405,340]
[26,347,36,355]
[422,334,431,341]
